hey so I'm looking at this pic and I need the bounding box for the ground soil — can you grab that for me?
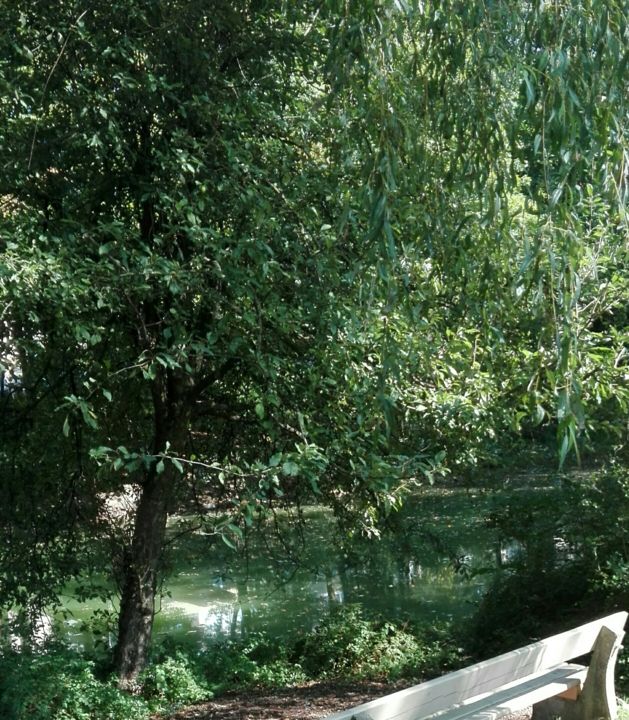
[167,681,392,720]
[167,681,532,720]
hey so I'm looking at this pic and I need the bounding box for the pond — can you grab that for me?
[57,487,512,650]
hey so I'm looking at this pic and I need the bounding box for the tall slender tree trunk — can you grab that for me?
[114,369,189,687]
[114,466,173,687]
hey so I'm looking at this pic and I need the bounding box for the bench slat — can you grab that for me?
[343,665,585,720]
[431,663,587,720]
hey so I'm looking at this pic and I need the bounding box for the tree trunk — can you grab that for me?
[114,368,188,687]
[114,464,174,688]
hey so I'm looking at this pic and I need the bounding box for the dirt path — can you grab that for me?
[167,681,532,720]
[167,681,401,720]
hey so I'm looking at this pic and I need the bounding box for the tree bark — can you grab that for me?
[114,464,173,687]
[114,366,189,687]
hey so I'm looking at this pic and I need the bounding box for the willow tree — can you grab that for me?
[323,0,628,469]
[1,0,627,686]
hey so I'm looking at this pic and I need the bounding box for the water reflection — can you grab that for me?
[149,492,498,645]
[55,489,510,649]
[165,601,240,636]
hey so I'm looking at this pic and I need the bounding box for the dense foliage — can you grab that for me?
[0,0,627,690]
[472,464,629,657]
[0,607,463,720]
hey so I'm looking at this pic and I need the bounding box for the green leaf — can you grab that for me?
[172,457,184,474]
[282,461,299,477]
[221,534,236,550]
[550,186,563,207]
[533,134,542,155]
[523,72,535,108]
[227,523,243,539]
[558,432,571,469]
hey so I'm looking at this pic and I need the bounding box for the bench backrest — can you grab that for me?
[325,611,627,720]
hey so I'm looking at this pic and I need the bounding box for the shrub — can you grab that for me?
[293,605,463,681]
[140,652,212,711]
[250,658,308,687]
[0,610,467,718]
[199,633,306,690]
[0,648,149,720]
[468,562,591,657]
[469,465,629,669]
[295,605,375,677]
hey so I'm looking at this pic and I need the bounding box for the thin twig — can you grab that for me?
[28,10,89,170]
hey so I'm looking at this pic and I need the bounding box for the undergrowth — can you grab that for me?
[0,607,464,720]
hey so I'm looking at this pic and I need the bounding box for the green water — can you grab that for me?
[58,488,504,649]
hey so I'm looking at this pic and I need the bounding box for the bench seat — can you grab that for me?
[431,663,587,720]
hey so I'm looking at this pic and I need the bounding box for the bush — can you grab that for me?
[0,648,149,720]
[295,605,375,677]
[199,633,307,690]
[293,605,463,681]
[250,658,308,687]
[0,611,465,718]
[140,652,212,711]
[469,465,629,667]
[0,643,214,719]
[468,563,591,658]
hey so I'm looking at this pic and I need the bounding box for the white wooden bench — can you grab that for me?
[324,611,627,720]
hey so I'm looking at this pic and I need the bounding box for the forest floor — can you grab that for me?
[166,680,532,720]
[167,681,392,720]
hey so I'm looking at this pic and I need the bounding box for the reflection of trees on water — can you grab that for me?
[495,540,522,567]
[234,579,250,638]
[58,493,503,646]
[324,565,342,606]
[55,489,590,651]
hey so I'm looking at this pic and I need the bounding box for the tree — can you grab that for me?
[0,0,409,684]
